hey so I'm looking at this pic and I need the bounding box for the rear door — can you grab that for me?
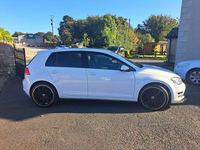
[45,51,87,97]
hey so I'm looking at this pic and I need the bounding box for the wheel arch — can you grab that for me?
[185,67,200,79]
[137,82,172,102]
[29,80,59,98]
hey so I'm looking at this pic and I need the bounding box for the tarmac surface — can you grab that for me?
[0,58,200,149]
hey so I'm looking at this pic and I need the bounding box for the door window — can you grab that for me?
[87,52,123,70]
[46,51,83,68]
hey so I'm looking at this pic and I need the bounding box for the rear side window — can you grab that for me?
[45,51,83,68]
[45,52,56,66]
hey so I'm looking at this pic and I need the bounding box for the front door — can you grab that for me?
[86,52,135,99]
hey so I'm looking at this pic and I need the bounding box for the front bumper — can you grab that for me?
[172,97,187,104]
[170,81,186,104]
[174,67,187,80]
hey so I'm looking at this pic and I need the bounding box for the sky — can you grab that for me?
[0,0,182,36]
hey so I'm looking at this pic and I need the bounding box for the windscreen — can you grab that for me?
[107,47,118,52]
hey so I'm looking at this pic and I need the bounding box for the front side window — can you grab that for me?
[87,52,123,70]
[46,51,83,68]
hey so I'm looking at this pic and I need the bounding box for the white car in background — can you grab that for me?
[23,48,186,110]
[174,59,200,85]
[55,45,69,49]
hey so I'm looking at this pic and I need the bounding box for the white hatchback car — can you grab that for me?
[23,48,186,110]
[174,59,200,85]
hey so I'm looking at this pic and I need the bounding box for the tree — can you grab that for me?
[54,35,60,41]
[101,14,117,47]
[58,15,75,45]
[82,33,90,47]
[60,29,72,45]
[35,32,45,37]
[12,31,24,37]
[128,31,140,51]
[135,24,147,35]
[58,14,139,49]
[142,14,179,42]
[135,32,155,52]
[44,31,53,41]
[0,28,14,42]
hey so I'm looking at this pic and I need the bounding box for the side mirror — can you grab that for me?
[120,48,125,51]
[120,65,130,72]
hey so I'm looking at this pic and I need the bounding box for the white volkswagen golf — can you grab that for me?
[23,48,186,110]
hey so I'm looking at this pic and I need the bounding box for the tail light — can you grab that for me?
[25,68,30,75]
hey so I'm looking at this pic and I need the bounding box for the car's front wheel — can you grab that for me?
[139,84,169,110]
[186,69,200,85]
[31,83,58,107]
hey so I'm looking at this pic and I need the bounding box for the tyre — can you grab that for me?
[31,83,58,107]
[186,69,200,85]
[139,84,169,110]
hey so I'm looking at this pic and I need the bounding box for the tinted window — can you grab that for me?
[46,51,83,68]
[46,52,56,66]
[57,52,82,67]
[87,52,123,70]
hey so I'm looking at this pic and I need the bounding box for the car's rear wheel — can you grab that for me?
[139,84,169,110]
[31,83,58,107]
[186,69,200,85]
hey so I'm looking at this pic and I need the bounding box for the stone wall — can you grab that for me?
[175,0,200,65]
[0,43,15,75]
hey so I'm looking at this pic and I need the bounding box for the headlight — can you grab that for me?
[171,77,183,85]
[177,63,190,68]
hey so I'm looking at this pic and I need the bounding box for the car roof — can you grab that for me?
[37,48,112,54]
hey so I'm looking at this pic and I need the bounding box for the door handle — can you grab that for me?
[88,73,97,76]
[50,71,59,74]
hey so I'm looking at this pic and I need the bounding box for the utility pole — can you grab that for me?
[112,25,113,33]
[50,15,54,42]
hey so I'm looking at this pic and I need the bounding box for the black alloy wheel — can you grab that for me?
[139,84,169,110]
[31,83,58,107]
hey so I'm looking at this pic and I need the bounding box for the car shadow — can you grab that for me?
[0,60,199,121]
[0,77,171,121]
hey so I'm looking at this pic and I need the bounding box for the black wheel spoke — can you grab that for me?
[33,85,54,106]
[141,86,167,110]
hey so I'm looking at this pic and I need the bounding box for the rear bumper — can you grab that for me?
[22,78,31,97]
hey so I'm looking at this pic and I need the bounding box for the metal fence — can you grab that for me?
[130,51,166,57]
[14,45,26,79]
